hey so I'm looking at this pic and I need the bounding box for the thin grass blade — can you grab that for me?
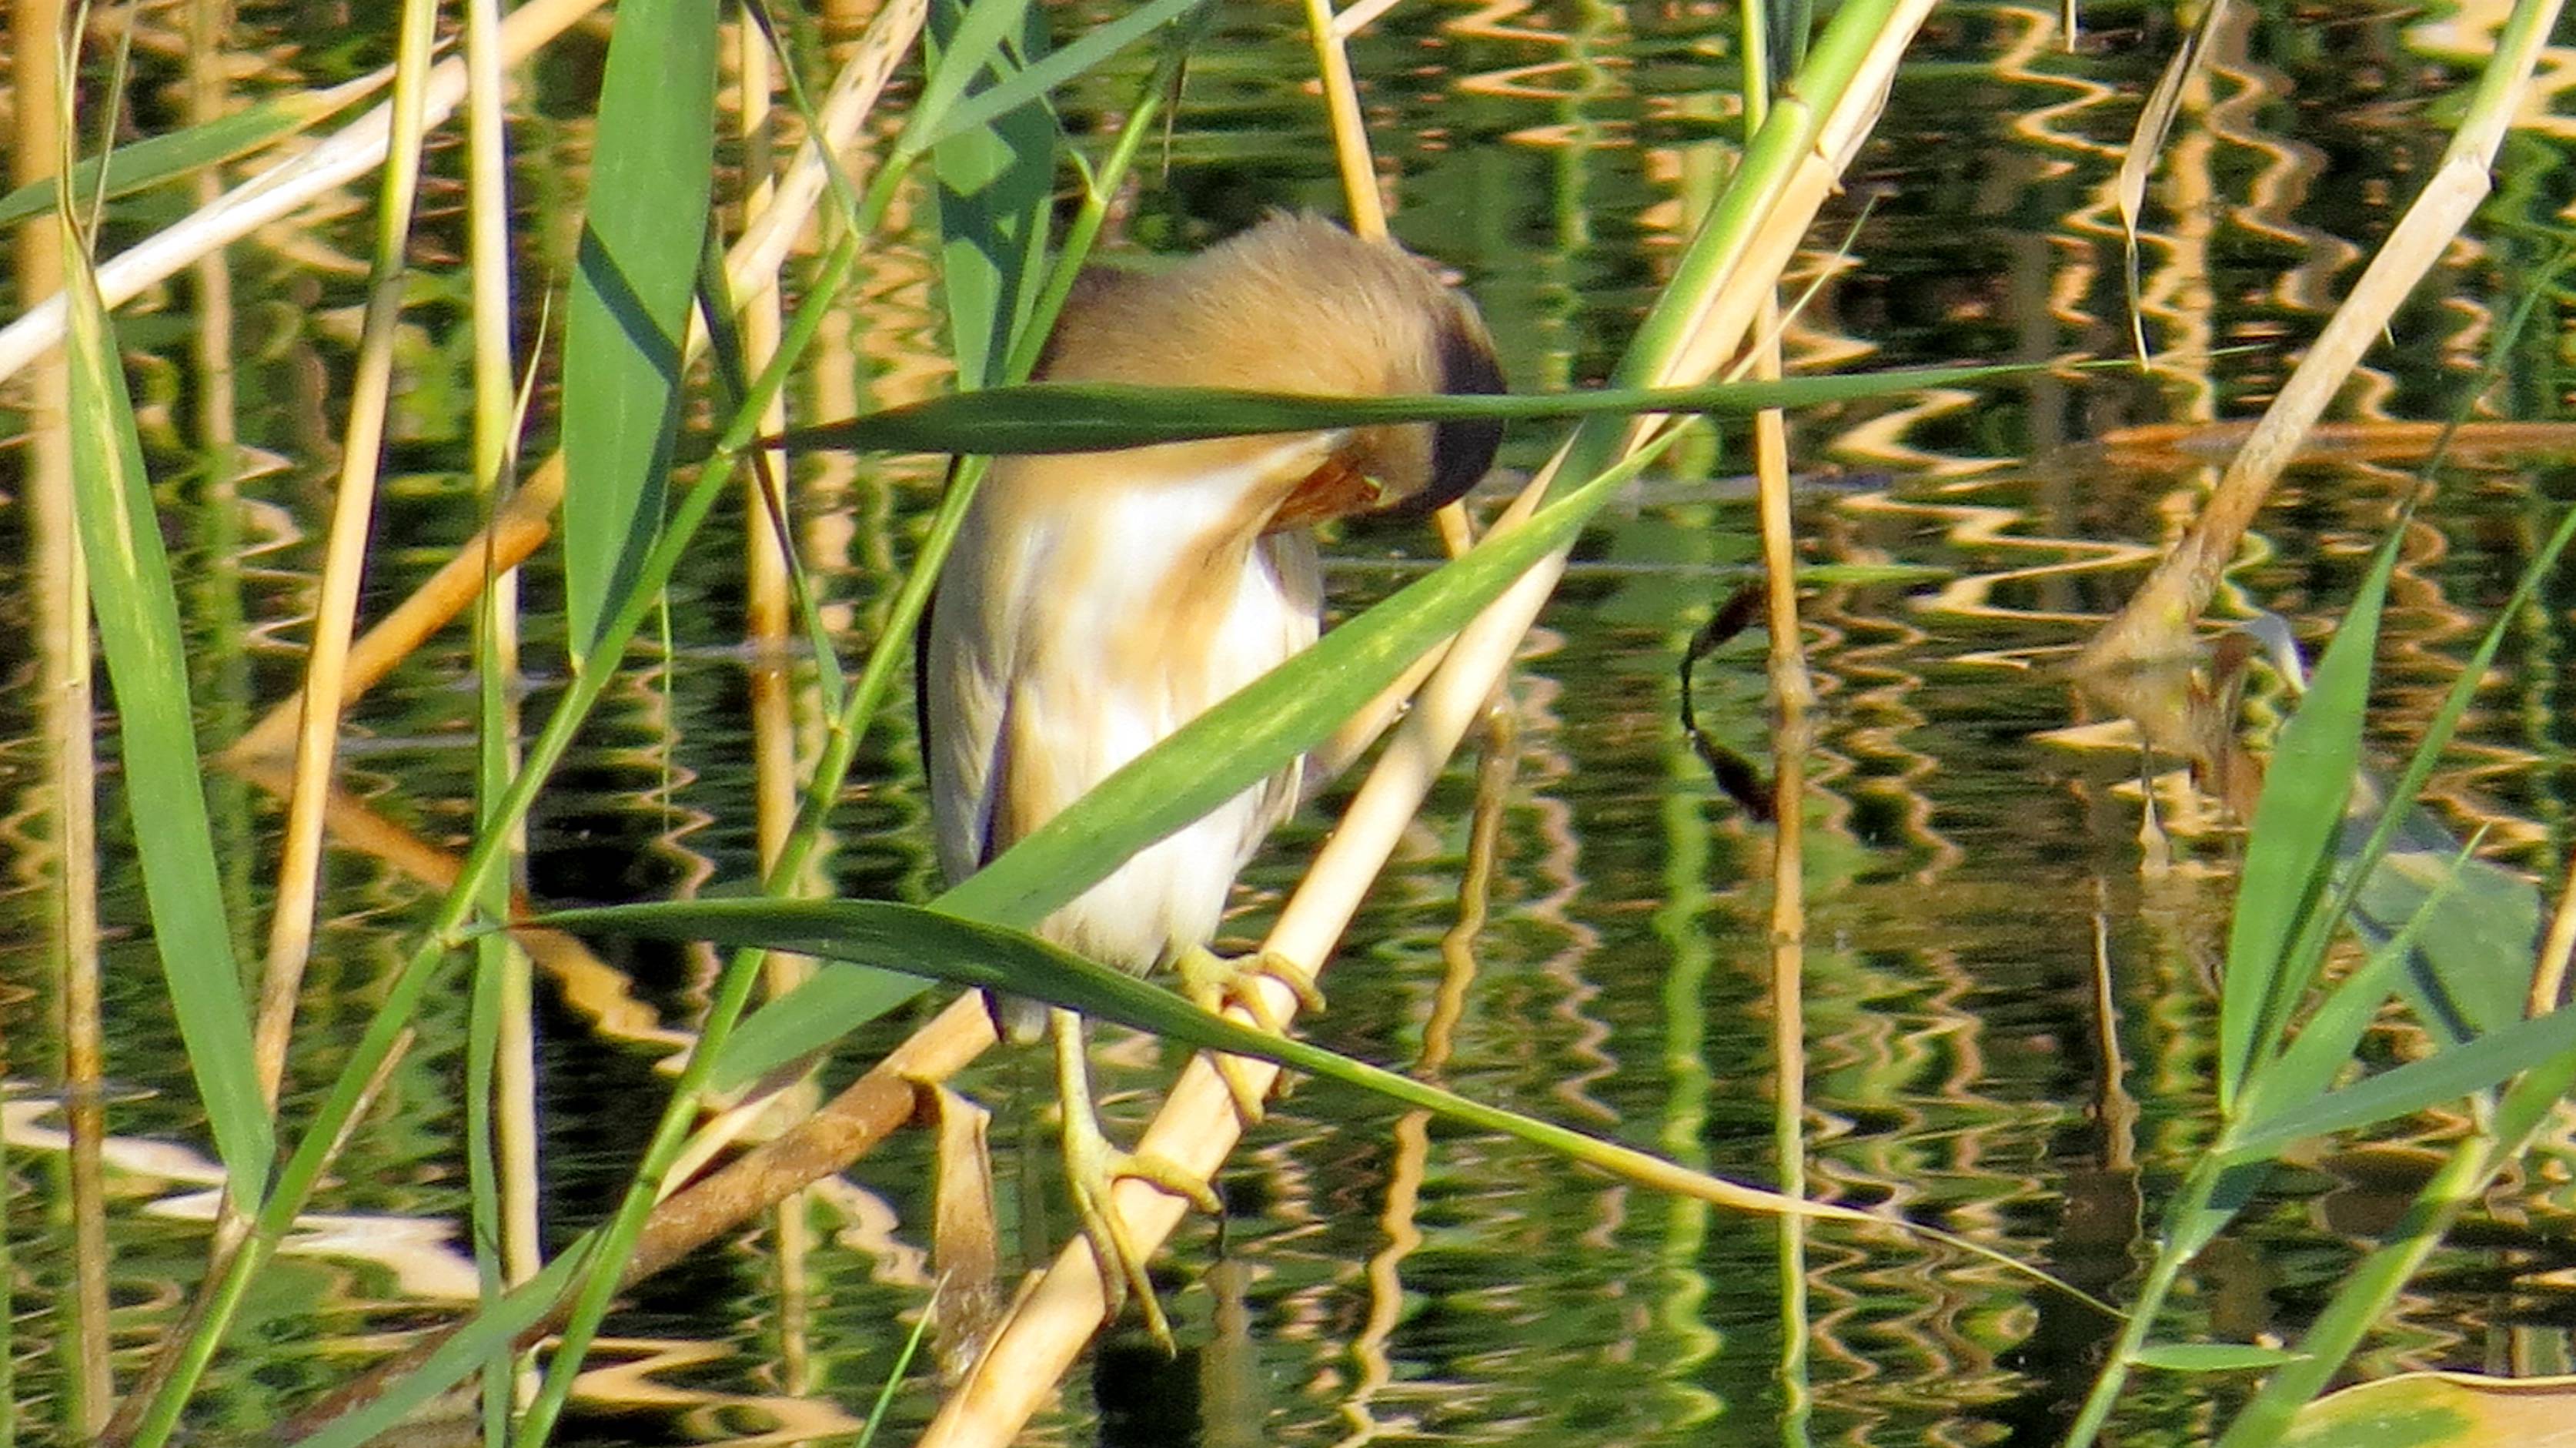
[288,1246,593,1448]
[557,0,720,658]
[2114,0,2227,363]
[910,0,1211,156]
[897,0,1035,160]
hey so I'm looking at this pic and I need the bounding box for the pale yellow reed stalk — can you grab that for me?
[0,0,609,385]
[250,0,440,1110]
[461,0,540,1291]
[18,0,111,1428]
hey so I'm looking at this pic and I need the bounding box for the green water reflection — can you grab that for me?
[6,2,2576,1445]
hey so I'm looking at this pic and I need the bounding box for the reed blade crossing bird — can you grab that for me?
[922,213,1504,1344]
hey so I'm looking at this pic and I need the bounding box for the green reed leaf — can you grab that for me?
[2224,1004,2576,1165]
[706,962,924,1093]
[540,898,2107,1313]
[2133,1343,2307,1373]
[2240,837,2471,1129]
[546,904,1895,1225]
[2217,527,2396,1114]
[0,79,379,229]
[927,0,1056,391]
[557,0,719,659]
[772,359,2053,456]
[908,0,1211,156]
[58,222,274,1201]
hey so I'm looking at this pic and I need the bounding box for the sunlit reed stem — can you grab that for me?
[1302,0,1478,623]
[733,5,822,1394]
[185,0,238,463]
[460,0,536,1428]
[739,12,799,985]
[249,0,443,1106]
[1302,0,1387,238]
[1736,4,1816,1423]
[15,0,110,1432]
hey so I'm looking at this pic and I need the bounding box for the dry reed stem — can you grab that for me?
[0,0,609,385]
[223,3,920,761]
[1303,0,1388,237]
[460,0,541,1288]
[2530,850,2576,1017]
[250,0,441,1109]
[18,0,113,1426]
[1298,0,1478,772]
[226,455,561,760]
[920,15,1931,1436]
[2077,8,2560,672]
[1749,296,1816,1396]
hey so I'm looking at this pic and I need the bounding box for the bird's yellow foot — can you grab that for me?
[1051,1008,1219,1352]
[1175,945,1325,1123]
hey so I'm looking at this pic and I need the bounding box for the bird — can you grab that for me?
[920,212,1505,1343]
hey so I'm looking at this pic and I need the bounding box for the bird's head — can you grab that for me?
[1036,214,1505,535]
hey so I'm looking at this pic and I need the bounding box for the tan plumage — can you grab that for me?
[920,214,1502,1341]
[926,214,1502,976]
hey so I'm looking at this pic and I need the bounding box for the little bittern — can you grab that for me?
[922,213,1504,1342]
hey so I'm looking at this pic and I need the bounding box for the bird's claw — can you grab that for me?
[1177,945,1324,1123]
[1061,1082,1218,1353]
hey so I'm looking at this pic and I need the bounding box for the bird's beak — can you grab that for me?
[1266,453,1385,533]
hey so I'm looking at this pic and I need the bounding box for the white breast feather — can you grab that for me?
[925,443,1330,974]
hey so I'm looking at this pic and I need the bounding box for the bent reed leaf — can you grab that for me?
[768,359,2055,457]
[532,898,2107,1312]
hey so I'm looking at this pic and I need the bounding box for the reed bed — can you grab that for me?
[5,1,2574,1444]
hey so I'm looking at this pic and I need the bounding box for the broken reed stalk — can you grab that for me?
[2076,0,2562,672]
